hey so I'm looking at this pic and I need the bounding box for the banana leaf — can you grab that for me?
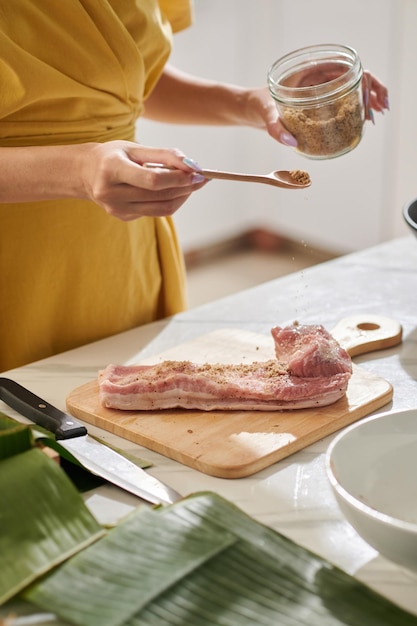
[0,447,105,606]
[0,412,151,491]
[0,411,33,460]
[25,492,417,626]
[0,598,70,626]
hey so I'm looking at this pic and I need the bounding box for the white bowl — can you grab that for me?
[326,408,417,573]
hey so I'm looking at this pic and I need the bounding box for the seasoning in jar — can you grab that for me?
[268,44,365,159]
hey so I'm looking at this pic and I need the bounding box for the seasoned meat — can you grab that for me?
[98,323,352,412]
[271,323,352,377]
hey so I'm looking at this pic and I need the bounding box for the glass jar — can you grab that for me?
[268,44,365,159]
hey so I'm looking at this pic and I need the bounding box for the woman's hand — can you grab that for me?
[80,141,208,221]
[144,66,299,148]
[240,86,299,147]
[362,70,389,122]
[240,70,389,145]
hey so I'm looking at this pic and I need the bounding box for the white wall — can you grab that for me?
[136,0,412,255]
[389,0,417,236]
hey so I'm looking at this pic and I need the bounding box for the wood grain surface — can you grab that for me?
[66,318,400,478]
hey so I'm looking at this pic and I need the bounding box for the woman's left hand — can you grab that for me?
[362,70,389,122]
[240,86,298,147]
[242,72,389,145]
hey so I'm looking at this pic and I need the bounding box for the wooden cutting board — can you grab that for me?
[66,315,402,478]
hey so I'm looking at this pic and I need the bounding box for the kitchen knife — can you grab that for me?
[0,377,181,506]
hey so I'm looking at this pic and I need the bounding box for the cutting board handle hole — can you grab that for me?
[356,322,380,331]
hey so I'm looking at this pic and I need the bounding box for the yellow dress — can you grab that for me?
[0,0,193,372]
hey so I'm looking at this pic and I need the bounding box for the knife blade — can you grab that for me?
[0,377,181,506]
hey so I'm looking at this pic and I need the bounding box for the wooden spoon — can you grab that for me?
[199,167,311,189]
[144,163,311,189]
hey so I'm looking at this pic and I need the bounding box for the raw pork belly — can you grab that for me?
[98,323,352,411]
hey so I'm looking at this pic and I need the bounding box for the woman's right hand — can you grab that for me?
[80,141,208,221]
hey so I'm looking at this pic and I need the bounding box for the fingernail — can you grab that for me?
[192,173,206,183]
[183,157,202,171]
[369,108,375,125]
[384,97,390,111]
[280,131,298,147]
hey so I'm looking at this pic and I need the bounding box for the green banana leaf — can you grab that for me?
[26,492,417,626]
[0,446,105,606]
[0,411,33,460]
[0,411,151,491]
[0,598,71,626]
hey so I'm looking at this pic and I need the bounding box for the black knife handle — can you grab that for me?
[0,377,87,440]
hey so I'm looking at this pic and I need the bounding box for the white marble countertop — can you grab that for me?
[2,235,417,616]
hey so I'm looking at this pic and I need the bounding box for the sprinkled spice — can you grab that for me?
[138,359,289,383]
